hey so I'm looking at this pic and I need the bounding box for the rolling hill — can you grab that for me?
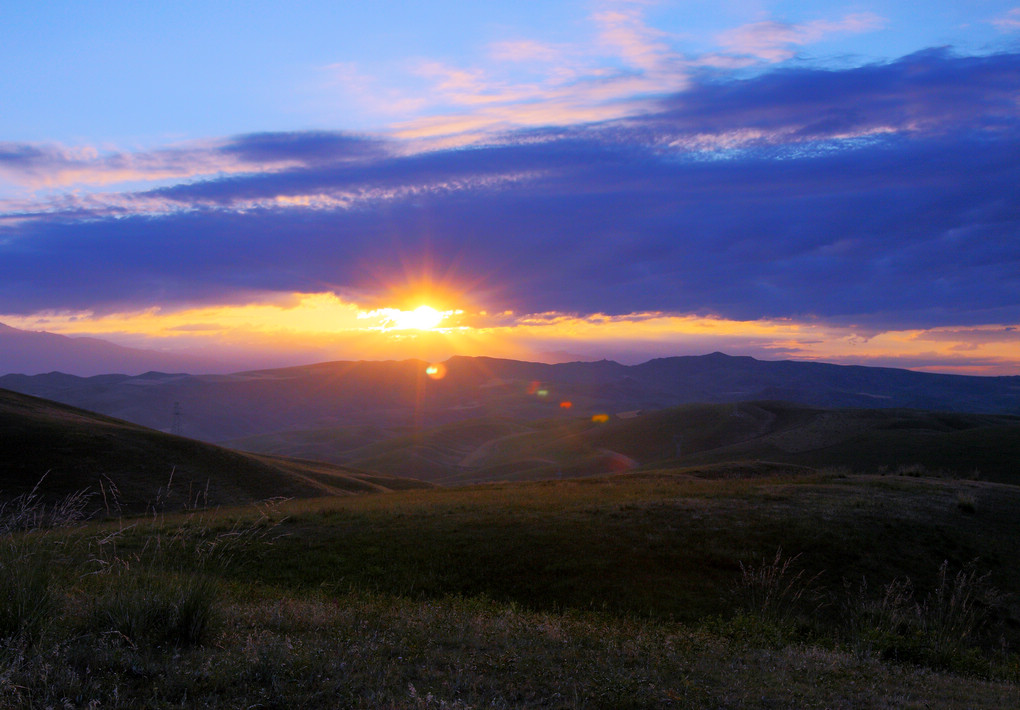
[1,353,1018,446]
[0,387,431,515]
[227,401,1020,486]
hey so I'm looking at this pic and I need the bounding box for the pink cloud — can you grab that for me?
[0,139,299,193]
[594,8,675,72]
[718,13,887,62]
[992,8,1020,31]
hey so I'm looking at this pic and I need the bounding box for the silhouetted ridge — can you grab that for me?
[1,353,1017,444]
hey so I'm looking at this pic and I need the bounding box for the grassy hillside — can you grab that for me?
[582,402,1020,483]
[3,469,1018,707]
[239,401,1020,485]
[236,471,1020,630]
[0,387,431,514]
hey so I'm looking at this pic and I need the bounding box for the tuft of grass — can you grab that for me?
[833,559,1006,672]
[0,473,93,534]
[957,491,977,514]
[0,475,286,655]
[0,540,56,643]
[0,478,95,644]
[920,559,1004,667]
[837,575,919,661]
[735,547,819,630]
[86,570,219,648]
[73,494,289,651]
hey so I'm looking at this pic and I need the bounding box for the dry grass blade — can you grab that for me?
[736,547,820,627]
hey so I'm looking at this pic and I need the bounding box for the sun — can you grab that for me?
[390,305,445,331]
[359,302,461,332]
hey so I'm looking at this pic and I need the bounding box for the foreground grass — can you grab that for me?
[3,469,1020,707]
[233,472,1020,630]
[2,590,1018,709]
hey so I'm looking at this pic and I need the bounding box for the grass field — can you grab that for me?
[2,468,1018,708]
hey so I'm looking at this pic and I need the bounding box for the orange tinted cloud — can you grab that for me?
[6,295,1017,375]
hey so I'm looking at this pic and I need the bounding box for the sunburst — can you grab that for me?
[390,305,445,331]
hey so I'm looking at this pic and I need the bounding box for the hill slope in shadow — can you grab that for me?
[292,401,1020,485]
[0,388,431,515]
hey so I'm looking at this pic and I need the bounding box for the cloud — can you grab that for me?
[992,8,1020,31]
[717,12,888,62]
[330,3,693,145]
[310,6,887,148]
[0,132,390,193]
[1,49,1017,341]
[489,39,564,64]
[0,140,284,193]
[594,7,675,72]
[637,48,1020,151]
[218,131,389,165]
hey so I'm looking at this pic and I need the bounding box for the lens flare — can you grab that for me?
[425,362,447,380]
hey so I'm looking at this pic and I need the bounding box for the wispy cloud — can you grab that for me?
[992,8,1020,31]
[328,3,694,145]
[717,12,887,62]
[0,131,390,193]
[337,6,890,146]
[489,39,565,64]
[594,6,675,72]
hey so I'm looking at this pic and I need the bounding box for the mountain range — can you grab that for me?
[0,321,226,376]
[2,353,1018,445]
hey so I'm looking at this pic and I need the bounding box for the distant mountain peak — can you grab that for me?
[0,322,227,377]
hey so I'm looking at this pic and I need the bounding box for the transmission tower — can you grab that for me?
[171,401,184,436]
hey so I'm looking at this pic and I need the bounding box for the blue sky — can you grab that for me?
[1,1,1019,373]
[2,0,1014,147]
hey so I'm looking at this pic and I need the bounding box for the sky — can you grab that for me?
[1,0,1019,374]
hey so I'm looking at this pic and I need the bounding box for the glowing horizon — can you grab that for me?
[3,290,1019,376]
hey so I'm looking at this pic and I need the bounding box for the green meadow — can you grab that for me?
[2,467,1019,708]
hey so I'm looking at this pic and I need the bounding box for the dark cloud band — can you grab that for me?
[1,49,1018,330]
